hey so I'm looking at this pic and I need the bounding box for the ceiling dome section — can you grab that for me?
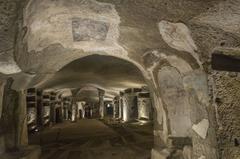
[39,55,146,96]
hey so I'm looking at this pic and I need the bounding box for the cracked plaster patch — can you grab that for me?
[192,119,209,139]
[158,20,202,67]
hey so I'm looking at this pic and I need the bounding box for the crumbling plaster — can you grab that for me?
[0,0,21,75]
[211,71,240,159]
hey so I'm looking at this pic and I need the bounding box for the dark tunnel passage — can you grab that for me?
[26,55,154,159]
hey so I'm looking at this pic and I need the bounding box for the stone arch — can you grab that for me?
[51,53,157,102]
[44,54,160,124]
[17,1,218,158]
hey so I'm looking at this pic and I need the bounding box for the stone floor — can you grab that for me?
[29,119,153,159]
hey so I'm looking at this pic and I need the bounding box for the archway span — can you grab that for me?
[38,54,153,96]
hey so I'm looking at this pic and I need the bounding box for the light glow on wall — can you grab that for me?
[122,98,128,122]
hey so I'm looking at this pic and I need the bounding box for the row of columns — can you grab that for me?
[99,88,153,122]
[121,89,152,122]
[61,88,152,123]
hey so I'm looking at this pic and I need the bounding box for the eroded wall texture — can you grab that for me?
[212,71,240,159]
[0,0,21,75]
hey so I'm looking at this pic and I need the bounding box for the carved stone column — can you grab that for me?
[71,98,77,122]
[122,89,139,122]
[2,78,19,151]
[98,89,105,119]
[0,80,29,154]
[17,90,28,146]
[118,92,124,120]
[137,93,152,120]
[0,81,5,154]
[113,101,117,119]
[113,97,119,119]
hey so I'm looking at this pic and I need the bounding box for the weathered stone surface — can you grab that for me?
[159,20,198,54]
[151,148,170,159]
[192,0,240,36]
[0,52,21,75]
[0,81,4,119]
[98,89,105,118]
[158,66,191,137]
[192,119,209,139]
[0,0,18,52]
[0,81,5,154]
[138,95,152,120]
[198,155,206,159]
[183,70,209,106]
[1,78,19,150]
[17,90,28,146]
[122,93,138,122]
[211,71,240,159]
[183,145,192,159]
[72,18,109,41]
[166,56,192,74]
[167,137,192,149]
[188,90,208,125]
[11,73,36,91]
[191,132,218,159]
[158,20,201,66]
[24,0,126,56]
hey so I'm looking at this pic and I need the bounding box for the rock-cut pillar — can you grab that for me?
[122,92,138,122]
[0,81,5,154]
[137,93,152,120]
[98,89,105,119]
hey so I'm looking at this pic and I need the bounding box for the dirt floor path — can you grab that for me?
[29,119,153,159]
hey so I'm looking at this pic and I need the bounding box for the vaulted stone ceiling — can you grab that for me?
[1,0,240,91]
[39,55,146,101]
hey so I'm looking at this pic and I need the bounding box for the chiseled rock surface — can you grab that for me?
[192,0,240,36]
[183,70,209,106]
[192,119,209,139]
[0,0,21,75]
[158,20,198,54]
[198,155,206,159]
[212,71,240,159]
[0,53,21,75]
[0,0,18,52]
[24,0,126,56]
[158,66,192,137]
[151,148,170,159]
[158,20,202,67]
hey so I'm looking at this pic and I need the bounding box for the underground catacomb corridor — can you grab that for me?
[0,0,240,159]
[27,55,155,159]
